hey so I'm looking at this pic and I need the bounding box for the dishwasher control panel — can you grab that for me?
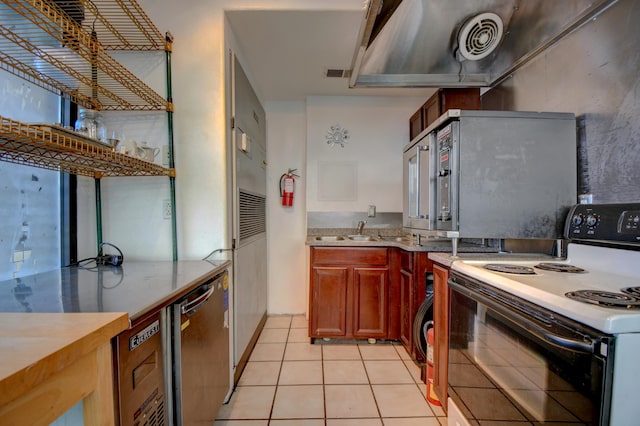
[115,311,166,425]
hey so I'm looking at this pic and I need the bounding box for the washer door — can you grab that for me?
[412,293,434,360]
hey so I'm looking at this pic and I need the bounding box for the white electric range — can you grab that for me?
[447,203,640,426]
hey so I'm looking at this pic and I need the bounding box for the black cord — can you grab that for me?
[66,257,99,267]
[66,242,124,267]
[97,242,124,266]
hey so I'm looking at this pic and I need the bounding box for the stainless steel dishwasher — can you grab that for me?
[166,268,230,425]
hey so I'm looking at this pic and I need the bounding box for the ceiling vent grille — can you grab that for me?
[458,12,504,61]
[326,69,351,78]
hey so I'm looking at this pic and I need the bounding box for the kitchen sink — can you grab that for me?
[378,236,410,242]
[314,236,345,241]
[346,235,376,241]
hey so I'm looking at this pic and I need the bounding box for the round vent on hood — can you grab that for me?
[458,12,503,61]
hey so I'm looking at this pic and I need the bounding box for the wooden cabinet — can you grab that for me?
[310,247,390,339]
[409,109,424,142]
[0,313,128,425]
[409,88,481,140]
[352,267,389,337]
[312,266,349,336]
[399,259,413,349]
[394,249,432,363]
[433,262,450,411]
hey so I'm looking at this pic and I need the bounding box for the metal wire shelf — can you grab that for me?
[0,0,169,111]
[0,115,175,178]
[66,0,166,51]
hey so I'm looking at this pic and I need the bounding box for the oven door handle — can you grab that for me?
[448,280,596,354]
[415,144,429,218]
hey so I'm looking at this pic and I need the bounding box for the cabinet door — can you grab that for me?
[352,267,388,338]
[440,88,481,112]
[422,88,481,129]
[409,108,423,140]
[399,268,413,349]
[310,267,349,337]
[387,249,402,340]
[422,95,441,128]
[433,263,450,411]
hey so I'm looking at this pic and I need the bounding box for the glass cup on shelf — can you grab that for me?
[74,108,107,141]
[108,130,121,152]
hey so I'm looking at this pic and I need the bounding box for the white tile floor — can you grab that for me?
[215,315,447,426]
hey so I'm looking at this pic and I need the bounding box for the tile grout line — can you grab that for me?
[321,343,328,426]
[228,316,443,425]
[266,316,290,424]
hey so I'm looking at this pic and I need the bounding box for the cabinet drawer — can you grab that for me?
[312,247,388,266]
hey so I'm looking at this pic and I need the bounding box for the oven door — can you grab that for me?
[435,121,458,232]
[447,271,613,425]
[403,132,435,232]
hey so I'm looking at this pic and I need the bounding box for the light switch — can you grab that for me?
[240,132,250,153]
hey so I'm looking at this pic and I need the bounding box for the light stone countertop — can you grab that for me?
[306,230,497,254]
[429,251,557,268]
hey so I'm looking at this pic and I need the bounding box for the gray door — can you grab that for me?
[230,52,267,371]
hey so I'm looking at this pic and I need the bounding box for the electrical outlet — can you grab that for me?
[368,205,376,217]
[163,199,172,219]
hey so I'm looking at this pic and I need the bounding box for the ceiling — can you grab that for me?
[225,9,434,102]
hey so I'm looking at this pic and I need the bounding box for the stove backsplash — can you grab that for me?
[482,0,640,204]
[307,211,556,253]
[502,239,557,256]
[307,211,403,236]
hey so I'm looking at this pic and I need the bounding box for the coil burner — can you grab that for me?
[483,264,536,274]
[565,290,640,309]
[622,287,640,297]
[535,263,585,273]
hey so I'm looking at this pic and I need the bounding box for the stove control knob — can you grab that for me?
[572,214,584,226]
[586,214,599,227]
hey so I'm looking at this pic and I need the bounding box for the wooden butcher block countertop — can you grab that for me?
[0,312,129,425]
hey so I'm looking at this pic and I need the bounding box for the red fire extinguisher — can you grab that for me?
[280,169,298,207]
[425,321,441,406]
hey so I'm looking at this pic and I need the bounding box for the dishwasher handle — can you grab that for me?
[181,284,214,317]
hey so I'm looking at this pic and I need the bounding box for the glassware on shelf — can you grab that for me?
[74,108,107,141]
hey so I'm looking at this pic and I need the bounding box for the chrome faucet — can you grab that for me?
[356,220,367,235]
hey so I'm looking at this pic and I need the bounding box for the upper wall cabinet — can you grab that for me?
[0,0,168,111]
[409,88,480,141]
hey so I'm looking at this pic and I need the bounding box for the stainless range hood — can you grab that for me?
[350,0,619,88]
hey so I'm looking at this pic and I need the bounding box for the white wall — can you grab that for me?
[306,96,424,212]
[264,96,424,315]
[129,0,366,261]
[264,101,307,314]
[104,1,425,316]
